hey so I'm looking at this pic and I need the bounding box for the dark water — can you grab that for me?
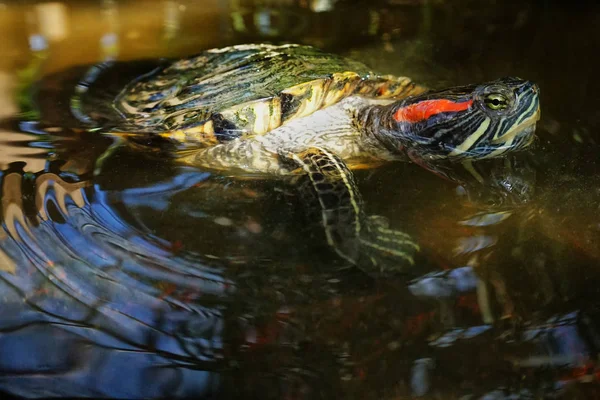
[0,1,599,398]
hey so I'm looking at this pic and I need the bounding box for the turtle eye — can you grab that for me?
[484,93,509,110]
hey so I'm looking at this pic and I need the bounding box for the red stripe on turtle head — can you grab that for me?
[393,99,473,123]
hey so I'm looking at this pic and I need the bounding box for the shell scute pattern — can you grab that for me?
[112,44,393,142]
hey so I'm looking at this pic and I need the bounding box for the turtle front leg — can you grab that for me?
[283,147,419,276]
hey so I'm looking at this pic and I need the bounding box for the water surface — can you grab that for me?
[0,1,599,398]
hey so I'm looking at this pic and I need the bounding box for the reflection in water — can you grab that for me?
[0,146,597,397]
[0,166,228,397]
[0,0,599,398]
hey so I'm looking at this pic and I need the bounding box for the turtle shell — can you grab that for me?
[76,44,421,145]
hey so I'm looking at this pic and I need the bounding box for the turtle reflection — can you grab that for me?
[0,147,598,398]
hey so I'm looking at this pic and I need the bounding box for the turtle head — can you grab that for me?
[386,77,540,160]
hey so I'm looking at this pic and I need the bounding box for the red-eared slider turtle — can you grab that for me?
[62,44,540,274]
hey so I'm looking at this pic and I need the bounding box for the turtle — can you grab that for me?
[37,43,541,275]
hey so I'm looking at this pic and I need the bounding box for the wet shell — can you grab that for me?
[109,44,419,145]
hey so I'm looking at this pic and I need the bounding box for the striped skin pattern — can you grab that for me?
[185,77,540,175]
[112,44,425,146]
[72,44,540,276]
[380,77,541,160]
[286,147,419,274]
[179,74,539,277]
[185,96,397,175]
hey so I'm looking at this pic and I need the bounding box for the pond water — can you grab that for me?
[0,1,599,398]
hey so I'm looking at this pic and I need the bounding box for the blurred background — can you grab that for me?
[1,0,599,168]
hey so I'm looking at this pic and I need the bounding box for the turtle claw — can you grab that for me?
[356,215,419,276]
[286,146,419,276]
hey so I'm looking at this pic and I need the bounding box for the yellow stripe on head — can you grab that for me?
[449,118,490,157]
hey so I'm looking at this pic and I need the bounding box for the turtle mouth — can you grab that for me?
[444,106,540,160]
[516,123,537,147]
[490,105,541,145]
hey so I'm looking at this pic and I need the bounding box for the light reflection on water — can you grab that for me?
[0,0,599,399]
[0,166,226,397]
